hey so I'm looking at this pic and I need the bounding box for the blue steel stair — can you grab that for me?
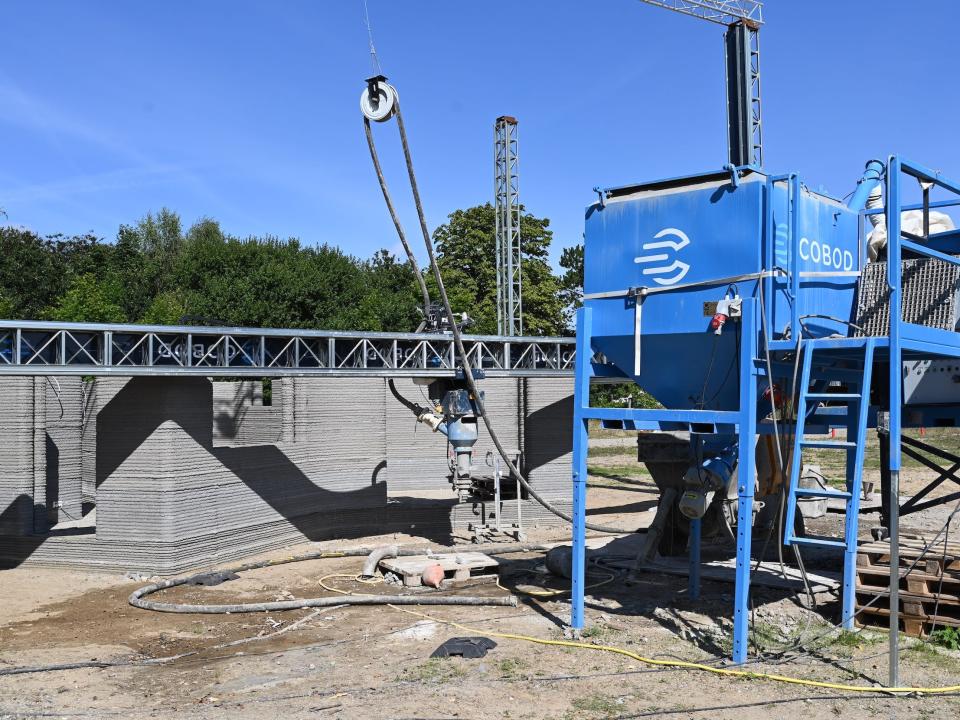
[783,338,876,627]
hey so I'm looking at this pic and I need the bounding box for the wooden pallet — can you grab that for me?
[855,534,960,637]
[856,604,943,637]
[379,552,499,587]
[856,535,960,575]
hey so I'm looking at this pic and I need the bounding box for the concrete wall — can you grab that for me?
[0,379,42,535]
[44,377,84,524]
[1,374,574,573]
[212,380,283,446]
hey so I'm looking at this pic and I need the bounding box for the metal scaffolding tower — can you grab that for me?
[636,0,764,167]
[495,116,522,336]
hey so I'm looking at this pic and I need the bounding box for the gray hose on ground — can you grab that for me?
[130,583,516,614]
[364,117,432,322]
[375,97,632,535]
[361,544,399,579]
[129,539,550,614]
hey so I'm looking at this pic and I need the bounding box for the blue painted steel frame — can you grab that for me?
[572,155,960,668]
[570,302,759,664]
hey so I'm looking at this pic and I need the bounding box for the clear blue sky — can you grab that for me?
[2,1,958,269]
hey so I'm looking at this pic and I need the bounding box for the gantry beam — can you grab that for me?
[0,320,575,377]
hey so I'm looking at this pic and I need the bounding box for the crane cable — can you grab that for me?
[362,87,632,535]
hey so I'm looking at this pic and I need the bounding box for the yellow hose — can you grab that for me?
[496,570,618,598]
[317,572,960,694]
[392,605,960,695]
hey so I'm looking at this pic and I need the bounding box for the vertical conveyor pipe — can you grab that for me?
[789,174,800,341]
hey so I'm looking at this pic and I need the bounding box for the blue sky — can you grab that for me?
[2,1,958,268]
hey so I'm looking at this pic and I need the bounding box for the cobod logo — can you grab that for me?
[633,228,691,286]
[799,237,854,271]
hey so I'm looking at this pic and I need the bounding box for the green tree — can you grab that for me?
[558,243,584,331]
[430,203,565,335]
[42,274,125,323]
[139,291,187,325]
[173,223,370,330]
[0,228,108,319]
[115,209,185,319]
[353,249,422,331]
[0,289,14,318]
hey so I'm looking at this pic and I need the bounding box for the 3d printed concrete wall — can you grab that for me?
[0,375,573,574]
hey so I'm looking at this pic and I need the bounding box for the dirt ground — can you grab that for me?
[3,434,960,719]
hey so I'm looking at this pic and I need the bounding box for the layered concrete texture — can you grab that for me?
[0,375,573,574]
[0,378,85,535]
[212,380,284,446]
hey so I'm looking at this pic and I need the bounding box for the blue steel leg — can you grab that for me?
[732,300,759,665]
[840,342,874,629]
[841,374,859,629]
[570,306,593,631]
[689,518,701,600]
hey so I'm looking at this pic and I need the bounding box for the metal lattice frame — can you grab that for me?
[724,20,763,167]
[635,0,763,25]
[637,0,763,167]
[495,116,522,336]
[0,320,575,377]
[856,257,960,337]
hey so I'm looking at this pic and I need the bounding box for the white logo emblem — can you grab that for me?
[634,228,690,286]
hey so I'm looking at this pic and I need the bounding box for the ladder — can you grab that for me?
[783,337,876,628]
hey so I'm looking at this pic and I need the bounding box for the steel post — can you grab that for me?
[732,299,758,664]
[570,306,593,631]
[886,157,903,687]
[689,517,701,600]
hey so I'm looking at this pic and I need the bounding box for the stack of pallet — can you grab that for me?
[855,534,960,636]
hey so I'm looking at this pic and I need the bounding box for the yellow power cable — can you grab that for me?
[316,571,960,694]
[391,605,960,696]
[496,570,618,598]
[319,573,384,594]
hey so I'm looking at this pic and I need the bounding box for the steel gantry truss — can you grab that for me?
[0,320,575,377]
[636,0,764,167]
[635,0,762,26]
[495,115,522,336]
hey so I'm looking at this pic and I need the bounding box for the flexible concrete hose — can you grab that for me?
[363,117,432,322]
[129,540,553,614]
[130,582,516,614]
[360,544,398,579]
[365,94,632,535]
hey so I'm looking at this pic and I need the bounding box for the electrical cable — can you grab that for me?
[926,521,952,638]
[751,281,818,658]
[756,496,960,666]
[364,90,632,535]
[495,567,619,598]
[390,604,960,695]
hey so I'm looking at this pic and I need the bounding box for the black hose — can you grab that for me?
[376,97,631,535]
[363,117,432,321]
[387,378,428,416]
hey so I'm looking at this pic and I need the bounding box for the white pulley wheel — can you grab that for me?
[360,81,398,122]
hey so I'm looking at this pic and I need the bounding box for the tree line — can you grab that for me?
[0,204,585,335]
